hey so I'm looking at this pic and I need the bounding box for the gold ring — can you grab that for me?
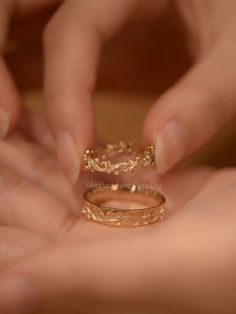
[83,141,155,175]
[82,184,166,227]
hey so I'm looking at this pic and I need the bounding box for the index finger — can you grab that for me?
[43,0,137,184]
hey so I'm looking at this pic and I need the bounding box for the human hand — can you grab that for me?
[2,0,236,183]
[0,128,84,270]
[0,139,236,314]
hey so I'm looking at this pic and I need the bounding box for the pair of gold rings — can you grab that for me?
[82,141,166,228]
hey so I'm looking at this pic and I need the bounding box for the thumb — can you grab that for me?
[144,41,236,174]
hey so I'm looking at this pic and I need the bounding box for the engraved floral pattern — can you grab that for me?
[82,203,165,227]
[83,141,155,175]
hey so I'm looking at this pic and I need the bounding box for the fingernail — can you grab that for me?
[0,276,34,314]
[0,108,9,139]
[56,131,81,184]
[155,120,188,174]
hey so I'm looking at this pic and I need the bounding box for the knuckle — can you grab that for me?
[193,87,225,126]
[167,85,225,123]
[43,16,59,46]
[43,0,84,46]
[197,87,222,109]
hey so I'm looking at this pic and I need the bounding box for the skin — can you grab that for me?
[0,1,236,313]
[1,0,236,182]
[0,128,235,313]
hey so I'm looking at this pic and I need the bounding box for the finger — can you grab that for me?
[0,226,48,268]
[144,40,236,174]
[0,162,78,238]
[0,1,21,137]
[19,108,55,152]
[43,0,138,184]
[0,132,79,213]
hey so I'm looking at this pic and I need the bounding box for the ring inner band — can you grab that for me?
[85,187,164,211]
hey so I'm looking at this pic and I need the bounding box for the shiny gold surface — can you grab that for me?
[83,141,155,175]
[83,184,166,227]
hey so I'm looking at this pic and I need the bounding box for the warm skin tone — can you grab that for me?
[1,0,236,182]
[0,130,235,314]
[1,0,236,313]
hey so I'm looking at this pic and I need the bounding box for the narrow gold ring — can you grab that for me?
[82,184,166,227]
[83,141,155,175]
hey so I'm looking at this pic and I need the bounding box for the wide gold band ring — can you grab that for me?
[82,184,166,227]
[83,141,155,175]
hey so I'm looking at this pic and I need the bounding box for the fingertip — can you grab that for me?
[0,59,21,138]
[0,107,9,139]
[155,120,189,174]
[0,99,21,139]
[55,131,81,184]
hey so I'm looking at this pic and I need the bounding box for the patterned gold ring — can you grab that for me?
[83,141,155,175]
[82,184,166,227]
